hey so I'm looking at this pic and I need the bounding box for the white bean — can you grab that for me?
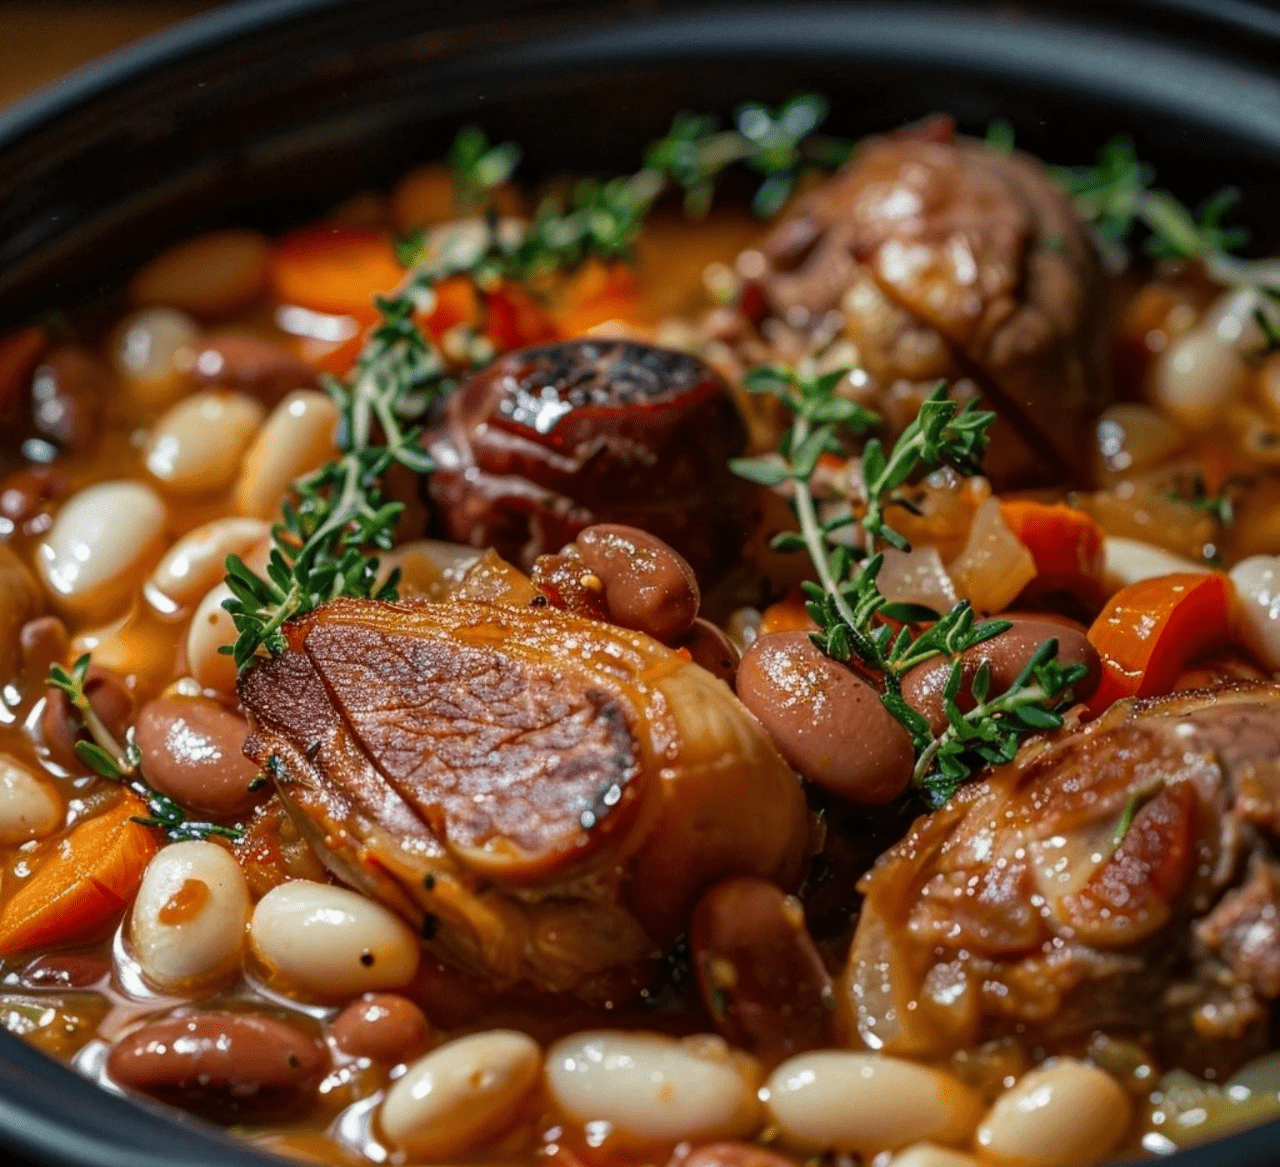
[1201,284,1280,355]
[233,390,340,519]
[378,539,482,600]
[1150,328,1247,431]
[186,582,239,694]
[546,1030,761,1144]
[974,1058,1130,1167]
[1094,403,1185,478]
[890,1145,980,1167]
[37,481,167,616]
[1231,556,1280,671]
[0,754,63,844]
[130,230,270,318]
[1102,536,1210,591]
[145,390,264,494]
[764,1051,981,1155]
[380,1030,541,1158]
[128,840,250,990]
[149,517,269,611]
[112,307,200,407]
[250,880,420,1001]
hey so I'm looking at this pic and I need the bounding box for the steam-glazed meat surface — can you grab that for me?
[240,597,808,993]
[750,118,1111,482]
[845,684,1280,1074]
[426,340,752,578]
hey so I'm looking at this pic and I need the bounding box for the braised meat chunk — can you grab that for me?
[239,596,808,996]
[845,684,1280,1074]
[425,340,752,580]
[748,118,1111,483]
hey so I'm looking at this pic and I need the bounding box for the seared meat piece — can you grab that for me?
[425,340,752,581]
[844,684,1280,1075]
[239,597,808,996]
[749,118,1111,483]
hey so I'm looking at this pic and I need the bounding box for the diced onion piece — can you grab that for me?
[946,498,1036,615]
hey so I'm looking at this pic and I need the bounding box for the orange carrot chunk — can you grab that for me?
[760,588,818,636]
[1000,500,1105,601]
[269,226,404,318]
[1086,572,1233,714]
[0,795,159,956]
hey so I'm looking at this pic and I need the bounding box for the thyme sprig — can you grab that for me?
[1168,473,1242,528]
[644,93,853,218]
[730,368,1087,801]
[47,657,242,841]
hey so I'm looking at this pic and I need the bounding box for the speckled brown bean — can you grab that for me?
[736,632,913,803]
[681,1143,803,1167]
[330,993,432,1064]
[901,615,1100,737]
[574,524,700,644]
[193,334,319,402]
[691,877,836,1061]
[41,665,134,771]
[680,617,741,685]
[19,616,69,684]
[107,1012,325,1110]
[134,697,264,817]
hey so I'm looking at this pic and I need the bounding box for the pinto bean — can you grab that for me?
[42,664,133,771]
[329,992,431,1064]
[135,696,263,817]
[691,877,835,1060]
[19,616,69,684]
[736,632,913,803]
[901,615,1099,737]
[680,617,741,685]
[193,333,319,402]
[573,524,701,643]
[107,1011,325,1111]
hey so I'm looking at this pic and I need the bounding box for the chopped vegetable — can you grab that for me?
[1000,500,1105,601]
[0,795,158,955]
[269,226,404,318]
[1086,572,1234,713]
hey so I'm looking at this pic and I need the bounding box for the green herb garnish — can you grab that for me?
[47,656,241,841]
[731,368,1087,803]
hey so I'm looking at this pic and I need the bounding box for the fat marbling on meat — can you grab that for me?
[845,683,1280,1075]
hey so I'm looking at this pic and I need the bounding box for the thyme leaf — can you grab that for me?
[47,657,242,841]
[731,367,1083,799]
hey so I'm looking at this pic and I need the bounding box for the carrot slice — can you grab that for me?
[0,326,47,413]
[554,260,642,337]
[0,795,158,955]
[420,274,481,339]
[1000,500,1105,606]
[760,588,818,635]
[1086,572,1233,714]
[269,226,405,317]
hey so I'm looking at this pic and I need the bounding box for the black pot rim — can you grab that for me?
[2,3,1280,1166]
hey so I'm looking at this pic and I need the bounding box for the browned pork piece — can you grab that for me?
[747,117,1111,483]
[844,683,1280,1075]
[425,340,753,581]
[239,597,808,997]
